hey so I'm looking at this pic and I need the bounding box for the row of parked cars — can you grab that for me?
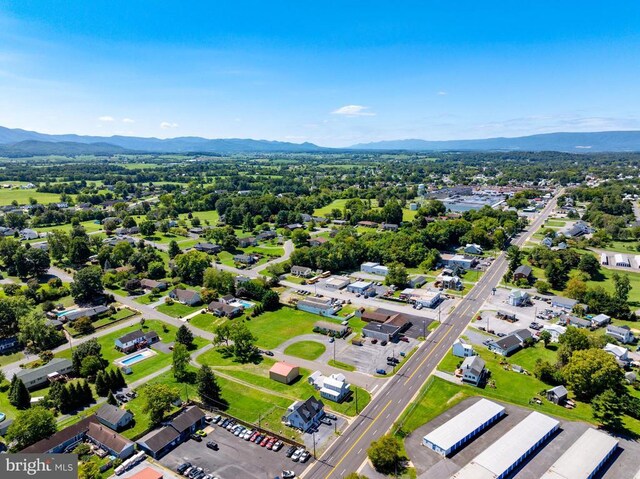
[176,462,220,479]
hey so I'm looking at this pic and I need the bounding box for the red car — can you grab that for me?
[266,438,276,450]
[249,431,260,442]
[260,436,271,447]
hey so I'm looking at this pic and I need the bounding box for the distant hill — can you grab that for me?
[0,140,131,157]
[350,131,640,152]
[0,126,326,154]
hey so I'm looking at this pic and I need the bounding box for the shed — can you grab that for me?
[269,362,300,384]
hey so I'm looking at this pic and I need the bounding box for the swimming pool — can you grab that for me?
[57,309,78,317]
[231,300,254,309]
[115,348,157,368]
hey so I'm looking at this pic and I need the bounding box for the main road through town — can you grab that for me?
[302,191,561,479]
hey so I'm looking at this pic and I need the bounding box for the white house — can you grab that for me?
[464,244,483,255]
[459,356,486,386]
[20,228,38,240]
[508,290,529,307]
[541,324,566,343]
[606,324,635,344]
[441,253,475,270]
[542,237,554,248]
[452,338,475,358]
[283,397,325,432]
[591,314,611,328]
[603,343,630,364]
[308,372,351,402]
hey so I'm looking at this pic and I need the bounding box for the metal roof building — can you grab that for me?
[422,399,505,456]
[452,411,559,479]
[540,428,618,479]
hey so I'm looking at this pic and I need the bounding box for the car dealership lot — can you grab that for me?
[161,422,310,479]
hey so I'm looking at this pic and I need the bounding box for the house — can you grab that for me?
[459,356,486,386]
[541,237,554,248]
[357,221,379,228]
[137,406,206,459]
[19,228,38,240]
[606,324,635,344]
[140,279,168,291]
[508,289,530,307]
[542,324,566,342]
[381,223,399,231]
[347,281,374,296]
[563,221,592,238]
[169,288,201,306]
[614,254,631,267]
[0,336,20,354]
[208,301,243,318]
[604,343,630,364]
[546,385,568,405]
[233,254,256,265]
[115,330,159,352]
[170,406,206,441]
[440,253,475,270]
[513,265,532,282]
[565,315,591,329]
[257,230,277,241]
[464,244,483,255]
[314,321,349,338]
[360,262,389,276]
[436,272,463,290]
[309,237,329,247]
[308,372,351,402]
[283,397,325,432]
[297,297,340,317]
[238,236,257,248]
[269,362,300,384]
[291,265,313,277]
[16,358,74,390]
[452,338,475,358]
[61,306,109,323]
[193,242,222,254]
[591,314,611,328]
[96,404,134,431]
[551,296,578,311]
[21,416,134,459]
[86,422,136,458]
[489,329,533,356]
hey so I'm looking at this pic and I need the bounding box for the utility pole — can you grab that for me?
[355,387,359,415]
[333,339,336,363]
[312,431,316,458]
[422,320,426,339]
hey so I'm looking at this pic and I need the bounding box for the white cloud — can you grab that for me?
[437,91,448,96]
[98,115,115,122]
[331,105,375,117]
[160,121,179,129]
[122,118,135,124]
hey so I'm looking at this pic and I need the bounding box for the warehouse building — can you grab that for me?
[540,428,618,479]
[422,399,505,456]
[452,411,559,479]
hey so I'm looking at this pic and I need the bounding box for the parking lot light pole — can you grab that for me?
[355,387,359,415]
[312,431,316,458]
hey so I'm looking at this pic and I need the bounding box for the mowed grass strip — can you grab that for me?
[284,341,326,360]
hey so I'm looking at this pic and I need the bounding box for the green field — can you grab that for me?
[313,198,415,222]
[284,341,326,360]
[156,301,203,318]
[189,312,225,333]
[327,359,356,371]
[178,209,220,225]
[0,188,67,206]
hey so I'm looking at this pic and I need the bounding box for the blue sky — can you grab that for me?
[1,1,639,146]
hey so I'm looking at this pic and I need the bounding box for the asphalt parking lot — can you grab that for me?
[404,397,640,479]
[335,335,417,375]
[161,424,310,479]
[301,416,347,453]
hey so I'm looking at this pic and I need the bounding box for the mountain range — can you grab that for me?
[2,126,640,155]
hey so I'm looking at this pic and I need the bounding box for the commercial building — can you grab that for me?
[362,322,403,342]
[128,468,163,479]
[324,275,351,290]
[347,281,374,295]
[137,406,206,459]
[540,428,618,479]
[16,358,74,390]
[314,321,349,337]
[422,399,505,456]
[297,297,341,317]
[441,253,476,270]
[400,289,442,308]
[508,290,529,307]
[269,362,300,384]
[452,411,560,479]
[360,262,389,276]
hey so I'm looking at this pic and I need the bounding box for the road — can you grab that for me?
[301,192,560,479]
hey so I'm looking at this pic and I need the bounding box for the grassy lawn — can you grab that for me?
[57,320,207,383]
[285,275,306,285]
[134,292,168,305]
[34,220,104,235]
[64,308,139,337]
[284,341,326,360]
[0,188,67,206]
[328,359,355,371]
[0,351,25,367]
[313,198,379,217]
[178,209,220,225]
[240,307,335,349]
[598,241,639,254]
[156,302,204,318]
[189,312,225,333]
[585,267,640,307]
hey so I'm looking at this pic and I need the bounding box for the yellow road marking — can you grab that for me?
[324,400,393,479]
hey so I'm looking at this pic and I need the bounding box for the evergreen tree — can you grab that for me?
[80,381,94,405]
[8,374,18,401]
[107,369,119,392]
[59,386,73,414]
[95,371,109,397]
[115,368,127,389]
[197,365,222,405]
[106,391,117,406]
[47,381,65,411]
[175,325,194,348]
[11,378,31,410]
[68,383,80,410]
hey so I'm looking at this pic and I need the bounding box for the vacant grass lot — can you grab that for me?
[283,341,326,360]
[156,301,203,318]
[34,220,104,235]
[189,312,225,333]
[0,188,67,206]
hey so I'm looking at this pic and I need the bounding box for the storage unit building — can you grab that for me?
[540,428,618,479]
[422,399,505,456]
[452,411,559,479]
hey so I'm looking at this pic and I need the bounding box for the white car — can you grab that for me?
[243,429,254,440]
[291,448,304,462]
[282,471,296,479]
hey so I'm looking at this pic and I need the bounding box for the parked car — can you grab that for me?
[254,434,265,443]
[291,448,304,462]
[273,440,283,451]
[260,436,271,447]
[285,445,297,457]
[212,414,221,424]
[243,429,254,440]
[263,350,274,357]
[195,430,207,437]
[220,418,230,428]
[177,463,191,475]
[399,336,409,342]
[250,431,260,442]
[496,332,506,337]
[206,441,219,450]
[183,467,193,477]
[325,413,337,421]
[320,417,331,426]
[266,438,277,450]
[376,368,387,375]
[371,339,378,344]
[299,450,311,463]
[282,471,296,479]
[190,433,202,442]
